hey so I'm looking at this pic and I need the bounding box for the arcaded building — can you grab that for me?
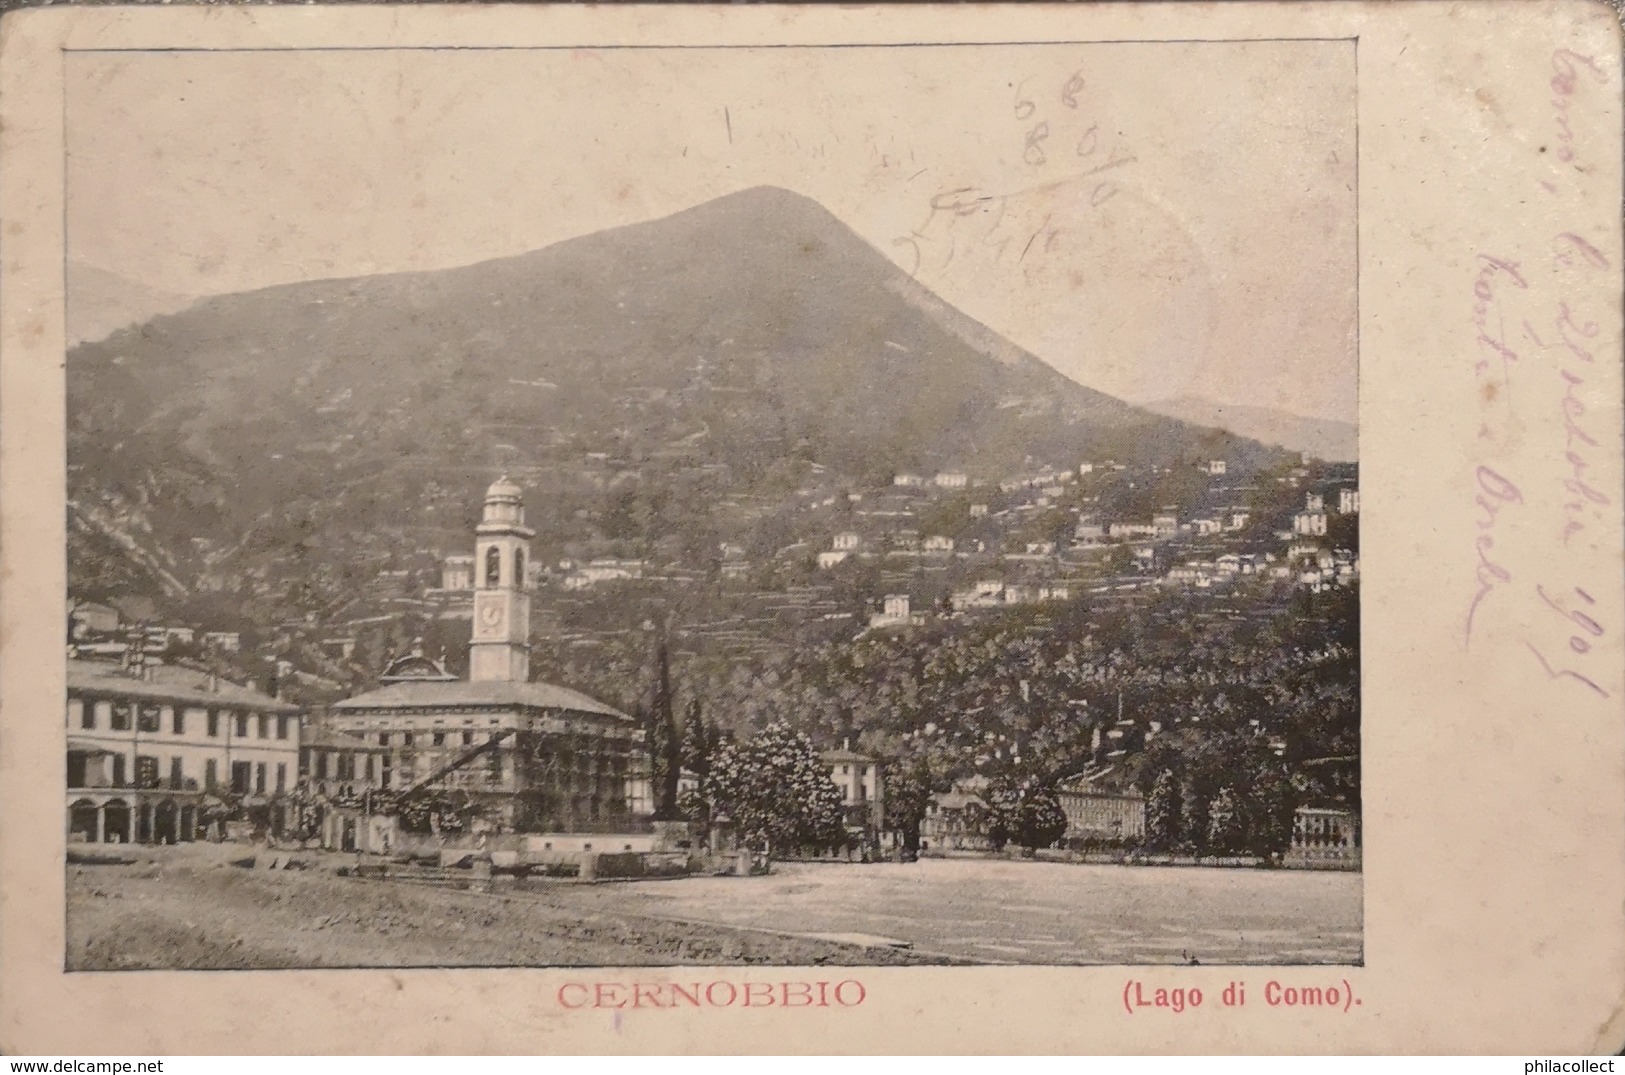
[66,657,302,845]
[328,478,645,833]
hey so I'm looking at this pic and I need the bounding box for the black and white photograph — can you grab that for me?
[61,37,1361,970]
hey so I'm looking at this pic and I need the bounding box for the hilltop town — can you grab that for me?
[71,448,1356,713]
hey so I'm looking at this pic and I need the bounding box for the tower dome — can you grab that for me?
[482,475,526,527]
[485,475,523,504]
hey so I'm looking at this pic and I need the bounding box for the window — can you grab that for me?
[111,703,131,731]
[276,716,289,740]
[231,761,250,794]
[378,732,390,747]
[315,753,328,779]
[514,547,525,587]
[381,755,392,787]
[169,756,183,789]
[205,759,217,791]
[137,705,161,733]
[432,731,445,747]
[78,701,94,730]
[255,763,266,795]
[135,755,159,789]
[364,755,375,782]
[207,711,220,738]
[403,732,414,747]
[234,713,248,738]
[171,708,185,735]
[485,545,501,587]
[257,715,269,739]
[112,754,127,787]
[462,730,474,746]
[275,763,286,794]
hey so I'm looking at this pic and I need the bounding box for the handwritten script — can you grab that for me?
[1464,48,1614,701]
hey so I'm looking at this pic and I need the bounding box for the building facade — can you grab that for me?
[1056,775,1147,844]
[66,657,302,845]
[823,746,884,836]
[328,479,644,835]
[920,784,992,851]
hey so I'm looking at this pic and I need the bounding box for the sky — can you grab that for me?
[66,40,1357,424]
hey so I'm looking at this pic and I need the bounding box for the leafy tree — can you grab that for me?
[1243,765,1299,860]
[882,751,952,853]
[1206,787,1244,854]
[707,720,847,855]
[1146,768,1183,851]
[987,778,1068,853]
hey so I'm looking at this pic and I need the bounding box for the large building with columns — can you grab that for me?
[66,657,302,845]
[328,477,645,834]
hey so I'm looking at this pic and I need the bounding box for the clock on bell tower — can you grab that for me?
[468,475,534,683]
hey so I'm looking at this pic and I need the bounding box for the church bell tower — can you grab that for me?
[469,476,534,683]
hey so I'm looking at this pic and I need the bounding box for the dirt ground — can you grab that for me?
[65,843,948,970]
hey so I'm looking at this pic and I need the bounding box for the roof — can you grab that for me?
[485,475,523,501]
[67,660,300,713]
[300,726,390,752]
[1057,775,1143,800]
[932,791,986,811]
[331,678,629,720]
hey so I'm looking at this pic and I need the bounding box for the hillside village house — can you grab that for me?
[202,631,242,652]
[933,472,968,488]
[67,656,302,845]
[1293,510,1329,536]
[328,478,646,836]
[868,594,926,630]
[440,554,475,591]
[1339,487,1361,514]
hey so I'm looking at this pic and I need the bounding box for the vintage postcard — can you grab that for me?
[1,0,1621,1055]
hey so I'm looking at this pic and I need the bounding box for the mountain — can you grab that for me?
[67,261,200,347]
[1139,396,1357,463]
[66,185,1290,622]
